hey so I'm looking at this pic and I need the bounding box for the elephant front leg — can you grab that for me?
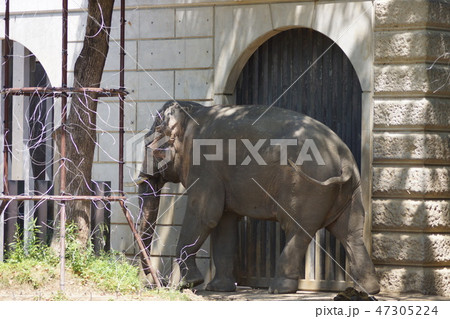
[206,211,238,292]
[175,181,225,289]
[175,216,210,289]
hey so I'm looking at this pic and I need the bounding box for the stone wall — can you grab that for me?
[372,0,450,296]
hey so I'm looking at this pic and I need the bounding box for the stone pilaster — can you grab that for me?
[373,0,450,296]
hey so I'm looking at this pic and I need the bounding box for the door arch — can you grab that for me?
[1,40,54,258]
[234,28,361,291]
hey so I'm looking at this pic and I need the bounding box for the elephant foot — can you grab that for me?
[179,276,204,289]
[206,278,236,292]
[359,276,380,295]
[178,267,205,289]
[268,278,298,294]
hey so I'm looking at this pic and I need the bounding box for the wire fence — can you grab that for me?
[0,0,161,290]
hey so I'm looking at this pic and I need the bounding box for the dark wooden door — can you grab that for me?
[235,28,361,290]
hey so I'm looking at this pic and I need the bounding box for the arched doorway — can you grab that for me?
[1,40,54,258]
[235,28,362,290]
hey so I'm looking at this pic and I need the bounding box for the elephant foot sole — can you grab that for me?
[205,278,236,292]
[268,278,298,294]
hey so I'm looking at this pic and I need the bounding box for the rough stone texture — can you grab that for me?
[372,232,450,265]
[375,30,450,63]
[372,166,450,197]
[372,199,450,231]
[373,132,450,163]
[374,64,450,95]
[373,199,450,230]
[374,98,450,129]
[375,0,450,30]
[377,266,450,296]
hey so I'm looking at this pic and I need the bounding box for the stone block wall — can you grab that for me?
[372,0,450,296]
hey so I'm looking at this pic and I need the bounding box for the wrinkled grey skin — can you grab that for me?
[139,100,380,295]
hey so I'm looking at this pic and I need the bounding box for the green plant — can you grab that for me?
[5,220,58,266]
[152,288,193,301]
[1,221,181,297]
[50,291,69,301]
[82,252,142,293]
[64,223,95,275]
[62,222,145,293]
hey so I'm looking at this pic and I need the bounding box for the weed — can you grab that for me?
[151,288,193,301]
[50,291,69,301]
[0,221,197,300]
[63,223,144,293]
[5,220,59,266]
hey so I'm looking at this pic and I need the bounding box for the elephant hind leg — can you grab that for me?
[326,190,380,295]
[269,230,313,294]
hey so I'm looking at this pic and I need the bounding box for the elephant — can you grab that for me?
[138,100,380,295]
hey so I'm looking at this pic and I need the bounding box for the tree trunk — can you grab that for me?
[63,0,114,245]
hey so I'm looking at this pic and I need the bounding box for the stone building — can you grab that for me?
[0,0,449,296]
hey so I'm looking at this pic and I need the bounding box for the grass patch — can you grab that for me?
[0,222,194,300]
[0,223,59,290]
[76,253,142,293]
[145,288,194,301]
[0,259,57,290]
[63,223,143,294]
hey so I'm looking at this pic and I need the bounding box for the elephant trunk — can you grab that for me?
[138,176,163,275]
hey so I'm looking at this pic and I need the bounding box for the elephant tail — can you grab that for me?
[288,159,352,186]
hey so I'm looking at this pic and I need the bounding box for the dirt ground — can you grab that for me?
[1,284,449,301]
[196,287,450,301]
